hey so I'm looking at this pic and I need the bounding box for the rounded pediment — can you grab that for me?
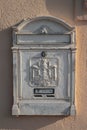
[13,16,75,34]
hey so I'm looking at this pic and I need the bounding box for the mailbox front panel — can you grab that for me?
[19,49,70,100]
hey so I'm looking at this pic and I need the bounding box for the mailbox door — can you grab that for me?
[19,49,71,100]
[11,48,72,115]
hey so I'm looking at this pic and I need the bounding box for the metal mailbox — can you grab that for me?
[12,16,76,116]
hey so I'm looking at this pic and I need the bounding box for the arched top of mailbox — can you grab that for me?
[13,16,75,34]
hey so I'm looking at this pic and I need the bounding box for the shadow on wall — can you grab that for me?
[0,27,67,130]
[0,28,13,118]
[45,0,74,22]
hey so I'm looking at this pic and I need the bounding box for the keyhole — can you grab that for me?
[41,51,46,57]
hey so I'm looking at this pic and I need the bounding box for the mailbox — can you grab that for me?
[12,16,76,116]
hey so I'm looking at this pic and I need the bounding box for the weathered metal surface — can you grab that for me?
[12,16,76,116]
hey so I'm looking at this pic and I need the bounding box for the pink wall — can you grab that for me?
[0,0,87,130]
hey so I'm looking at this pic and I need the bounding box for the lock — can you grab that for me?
[41,51,47,57]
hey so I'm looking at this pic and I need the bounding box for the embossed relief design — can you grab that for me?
[34,25,55,34]
[29,57,58,87]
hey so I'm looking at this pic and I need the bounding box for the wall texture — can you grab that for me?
[0,0,87,130]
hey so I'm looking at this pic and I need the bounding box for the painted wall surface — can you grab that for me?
[0,0,87,130]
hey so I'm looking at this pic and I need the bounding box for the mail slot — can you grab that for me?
[12,16,76,116]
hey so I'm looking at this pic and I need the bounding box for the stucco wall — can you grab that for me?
[0,0,87,130]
